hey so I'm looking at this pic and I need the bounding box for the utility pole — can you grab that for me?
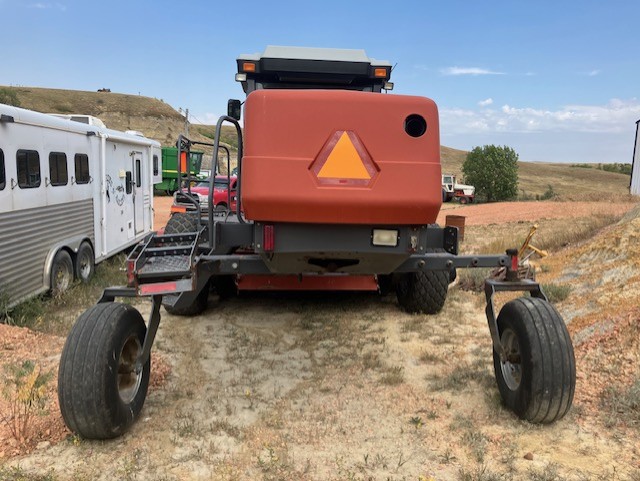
[184,108,189,136]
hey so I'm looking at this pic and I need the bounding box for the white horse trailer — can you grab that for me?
[0,104,162,307]
[632,119,640,196]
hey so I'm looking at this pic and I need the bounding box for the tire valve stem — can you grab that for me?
[506,249,519,281]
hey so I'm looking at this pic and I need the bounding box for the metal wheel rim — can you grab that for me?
[500,328,522,391]
[78,253,92,280]
[54,264,72,292]
[118,335,143,404]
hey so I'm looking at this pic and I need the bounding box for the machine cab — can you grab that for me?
[234,45,394,95]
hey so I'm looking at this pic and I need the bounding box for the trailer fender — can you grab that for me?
[43,235,92,289]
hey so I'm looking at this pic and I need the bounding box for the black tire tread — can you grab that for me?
[164,212,199,235]
[395,249,449,314]
[494,297,575,424]
[163,285,209,316]
[396,270,449,314]
[75,242,95,283]
[51,250,73,296]
[58,303,150,439]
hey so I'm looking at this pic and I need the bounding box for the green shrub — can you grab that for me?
[463,145,519,202]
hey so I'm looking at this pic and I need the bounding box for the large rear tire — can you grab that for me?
[493,297,575,424]
[58,303,150,439]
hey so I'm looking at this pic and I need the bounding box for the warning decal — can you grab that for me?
[311,130,378,186]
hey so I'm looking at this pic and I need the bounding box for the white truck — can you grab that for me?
[442,173,475,204]
[0,104,162,307]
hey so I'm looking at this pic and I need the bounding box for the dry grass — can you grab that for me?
[0,466,56,481]
[2,254,128,334]
[466,213,623,256]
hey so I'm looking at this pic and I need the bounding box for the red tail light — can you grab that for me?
[511,253,519,271]
[263,224,274,252]
[127,259,136,286]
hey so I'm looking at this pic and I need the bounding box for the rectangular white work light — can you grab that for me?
[372,229,399,247]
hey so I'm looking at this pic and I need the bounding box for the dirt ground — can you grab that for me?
[1,199,639,480]
[153,196,634,232]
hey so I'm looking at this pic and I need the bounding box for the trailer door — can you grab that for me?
[133,153,144,234]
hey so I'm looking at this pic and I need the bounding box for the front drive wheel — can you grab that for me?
[493,297,575,424]
[58,303,150,439]
[395,270,449,314]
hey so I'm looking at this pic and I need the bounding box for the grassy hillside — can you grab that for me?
[2,85,631,198]
[1,86,197,146]
[439,145,630,199]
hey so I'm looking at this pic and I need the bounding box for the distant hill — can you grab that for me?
[1,86,201,147]
[439,145,631,199]
[2,85,632,199]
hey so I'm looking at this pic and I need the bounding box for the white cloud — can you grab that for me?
[440,67,505,76]
[440,98,640,135]
[587,69,601,77]
[478,98,493,107]
[198,113,226,125]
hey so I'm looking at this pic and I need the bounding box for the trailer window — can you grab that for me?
[74,154,90,184]
[49,152,68,186]
[135,159,142,187]
[16,150,41,188]
[153,155,159,176]
[0,149,5,190]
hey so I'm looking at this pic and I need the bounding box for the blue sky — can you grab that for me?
[1,0,638,163]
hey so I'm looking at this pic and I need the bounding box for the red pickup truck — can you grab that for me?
[171,176,238,214]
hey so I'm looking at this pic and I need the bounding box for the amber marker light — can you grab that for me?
[242,62,256,72]
[374,68,388,78]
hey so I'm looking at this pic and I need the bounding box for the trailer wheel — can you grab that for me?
[459,196,468,205]
[395,248,449,315]
[75,242,95,283]
[164,212,199,235]
[58,303,150,439]
[493,297,575,424]
[163,282,210,316]
[51,250,74,296]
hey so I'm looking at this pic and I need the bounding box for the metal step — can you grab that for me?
[137,255,192,279]
[129,229,203,283]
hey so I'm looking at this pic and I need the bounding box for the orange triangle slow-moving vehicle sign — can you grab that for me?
[311,131,378,186]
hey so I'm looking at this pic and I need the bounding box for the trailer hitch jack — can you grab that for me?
[484,249,548,362]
